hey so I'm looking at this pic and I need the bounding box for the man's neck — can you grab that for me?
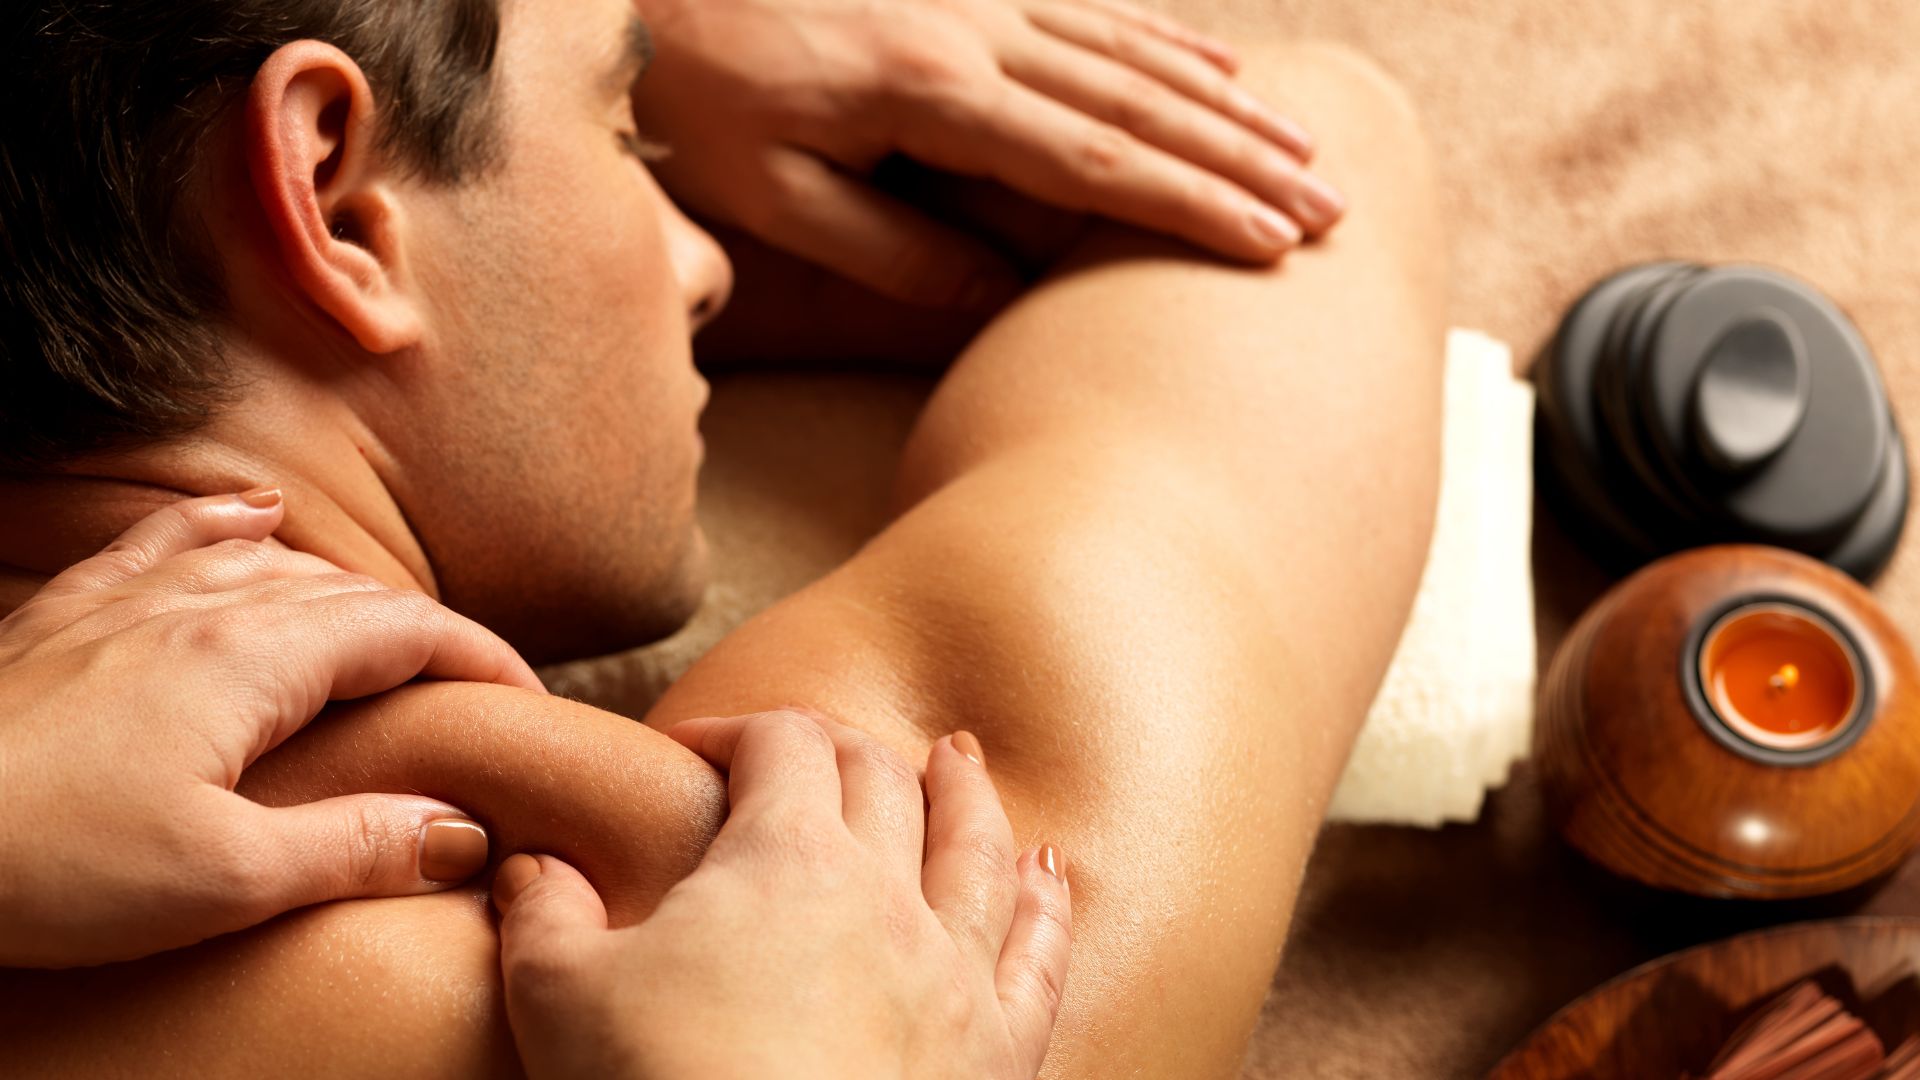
[0,424,438,615]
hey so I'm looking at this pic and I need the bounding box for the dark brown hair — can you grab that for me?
[0,1,503,469]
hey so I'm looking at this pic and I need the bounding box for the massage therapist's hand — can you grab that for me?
[495,710,1074,1079]
[633,0,1345,309]
[0,491,546,968]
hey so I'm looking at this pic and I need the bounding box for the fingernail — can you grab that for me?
[237,486,283,510]
[1039,843,1067,884]
[492,853,543,912]
[952,730,985,767]
[419,819,489,883]
[1248,205,1302,250]
[1296,172,1347,224]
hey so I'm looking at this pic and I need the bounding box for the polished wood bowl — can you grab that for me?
[1490,917,1920,1079]
[1534,544,1920,899]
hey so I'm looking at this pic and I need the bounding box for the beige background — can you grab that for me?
[547,2,1920,1075]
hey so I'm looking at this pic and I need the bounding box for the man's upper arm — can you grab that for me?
[642,441,1304,1080]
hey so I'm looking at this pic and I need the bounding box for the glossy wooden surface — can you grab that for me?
[1489,917,1920,1079]
[1533,545,1920,898]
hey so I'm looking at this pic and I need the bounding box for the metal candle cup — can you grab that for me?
[1686,600,1871,764]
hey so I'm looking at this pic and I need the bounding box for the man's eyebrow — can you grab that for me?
[604,15,655,93]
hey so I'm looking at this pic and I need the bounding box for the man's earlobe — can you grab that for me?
[244,41,422,356]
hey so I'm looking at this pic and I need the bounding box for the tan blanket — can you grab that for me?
[548,2,1920,1075]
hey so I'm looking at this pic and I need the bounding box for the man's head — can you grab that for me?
[0,0,733,661]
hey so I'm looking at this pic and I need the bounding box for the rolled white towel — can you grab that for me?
[1325,329,1537,827]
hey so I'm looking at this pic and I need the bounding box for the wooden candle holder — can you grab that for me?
[1535,544,1920,899]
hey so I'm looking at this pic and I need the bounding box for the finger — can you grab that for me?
[273,586,543,726]
[36,489,286,599]
[900,79,1302,262]
[492,855,613,1079]
[921,733,1022,960]
[215,792,491,925]
[750,150,1025,311]
[111,538,347,600]
[996,844,1074,1075]
[1064,0,1241,73]
[494,853,611,960]
[181,588,543,766]
[1002,35,1344,235]
[822,722,927,873]
[1025,1,1314,160]
[667,710,846,824]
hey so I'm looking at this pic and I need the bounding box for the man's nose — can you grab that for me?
[664,202,733,334]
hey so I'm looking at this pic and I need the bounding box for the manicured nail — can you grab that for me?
[492,853,543,912]
[1039,843,1067,884]
[1296,172,1347,224]
[419,819,489,883]
[1248,205,1302,250]
[238,486,283,510]
[952,730,985,767]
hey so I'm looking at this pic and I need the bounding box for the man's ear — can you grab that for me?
[244,41,421,355]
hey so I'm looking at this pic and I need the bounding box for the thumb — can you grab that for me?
[750,151,1023,311]
[492,856,616,1077]
[493,853,609,954]
[226,793,491,922]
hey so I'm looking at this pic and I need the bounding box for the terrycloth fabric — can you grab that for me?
[550,3,1920,1077]
[1328,330,1535,828]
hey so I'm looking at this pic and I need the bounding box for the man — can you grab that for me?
[0,0,1444,1075]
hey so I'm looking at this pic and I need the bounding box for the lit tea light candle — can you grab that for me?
[1695,601,1863,751]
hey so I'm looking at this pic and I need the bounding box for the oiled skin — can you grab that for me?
[0,42,1443,1080]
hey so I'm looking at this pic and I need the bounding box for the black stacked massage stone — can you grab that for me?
[1535,262,1909,583]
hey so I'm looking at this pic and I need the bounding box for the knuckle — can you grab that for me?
[876,31,969,98]
[1071,125,1135,180]
[363,586,442,627]
[846,734,920,793]
[320,571,390,596]
[762,709,836,751]
[1103,75,1164,132]
[953,815,1017,871]
[175,605,258,655]
[746,813,848,875]
[337,804,396,892]
[1020,954,1067,1016]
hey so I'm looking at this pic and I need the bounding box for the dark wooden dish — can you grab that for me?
[1489,917,1920,1078]
[1534,544,1920,898]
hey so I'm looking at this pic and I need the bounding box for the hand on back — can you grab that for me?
[496,710,1074,1080]
[634,0,1343,309]
[0,492,542,967]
